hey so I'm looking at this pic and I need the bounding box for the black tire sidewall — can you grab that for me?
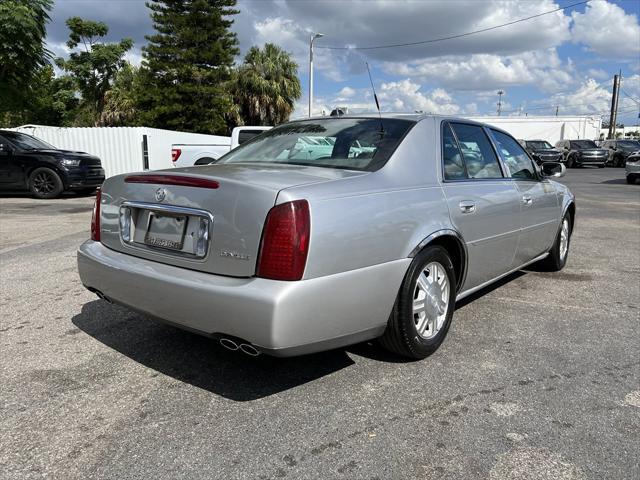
[29,167,64,199]
[552,213,572,269]
[396,246,457,358]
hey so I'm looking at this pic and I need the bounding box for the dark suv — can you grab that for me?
[600,139,640,167]
[554,139,607,168]
[0,130,105,198]
[517,139,562,165]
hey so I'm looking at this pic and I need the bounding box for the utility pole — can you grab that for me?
[308,33,324,118]
[607,73,621,139]
[497,90,504,116]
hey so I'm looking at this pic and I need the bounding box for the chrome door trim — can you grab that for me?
[456,252,549,301]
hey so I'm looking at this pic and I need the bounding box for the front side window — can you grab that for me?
[0,131,55,150]
[217,118,414,172]
[492,130,537,180]
[449,123,503,179]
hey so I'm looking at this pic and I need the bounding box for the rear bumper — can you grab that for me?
[77,241,409,356]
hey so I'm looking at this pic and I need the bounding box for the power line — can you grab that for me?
[620,87,640,105]
[316,0,590,51]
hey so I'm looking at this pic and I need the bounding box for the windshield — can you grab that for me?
[571,140,598,149]
[216,118,415,171]
[1,131,55,150]
[618,140,640,150]
[526,141,553,149]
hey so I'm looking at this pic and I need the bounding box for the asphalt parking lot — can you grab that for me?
[1,168,638,480]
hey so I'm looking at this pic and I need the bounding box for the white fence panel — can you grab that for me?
[11,125,231,177]
[13,125,145,178]
[466,116,602,144]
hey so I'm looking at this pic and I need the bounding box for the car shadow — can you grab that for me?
[455,270,527,309]
[72,300,355,401]
[600,178,630,185]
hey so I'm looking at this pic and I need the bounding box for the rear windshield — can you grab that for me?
[571,140,597,149]
[526,141,553,149]
[216,118,415,171]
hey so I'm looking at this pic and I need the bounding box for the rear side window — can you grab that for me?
[450,123,503,179]
[238,129,265,145]
[491,130,537,180]
[442,123,467,180]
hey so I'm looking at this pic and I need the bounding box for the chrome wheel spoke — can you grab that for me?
[413,261,450,340]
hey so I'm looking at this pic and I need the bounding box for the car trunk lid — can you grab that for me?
[98,163,365,277]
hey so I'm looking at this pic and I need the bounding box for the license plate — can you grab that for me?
[144,213,187,251]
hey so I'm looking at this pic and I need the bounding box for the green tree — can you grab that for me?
[0,66,78,127]
[99,63,141,126]
[230,43,301,126]
[56,17,133,125]
[0,0,52,112]
[138,0,239,134]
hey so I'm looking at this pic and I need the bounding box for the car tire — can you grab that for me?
[29,167,64,199]
[538,213,572,272]
[627,175,636,185]
[379,246,457,359]
[566,156,574,168]
[598,165,605,168]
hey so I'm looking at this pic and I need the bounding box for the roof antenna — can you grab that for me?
[366,62,384,136]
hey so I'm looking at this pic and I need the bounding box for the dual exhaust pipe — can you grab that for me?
[89,286,260,357]
[219,337,261,356]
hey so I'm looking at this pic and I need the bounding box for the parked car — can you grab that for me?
[77,115,575,359]
[554,139,607,168]
[0,130,105,199]
[626,156,640,184]
[172,126,271,167]
[601,139,640,167]
[517,139,563,165]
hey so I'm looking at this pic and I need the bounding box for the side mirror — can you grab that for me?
[0,143,13,155]
[541,161,565,178]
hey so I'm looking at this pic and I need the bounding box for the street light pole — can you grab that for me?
[308,33,324,118]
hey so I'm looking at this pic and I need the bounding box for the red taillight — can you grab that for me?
[91,188,101,242]
[171,148,182,162]
[124,174,219,189]
[256,200,310,281]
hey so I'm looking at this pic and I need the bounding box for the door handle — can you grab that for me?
[459,200,476,214]
[522,195,533,206]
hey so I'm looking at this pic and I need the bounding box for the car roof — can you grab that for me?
[299,113,514,136]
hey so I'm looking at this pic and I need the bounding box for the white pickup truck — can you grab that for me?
[171,126,271,168]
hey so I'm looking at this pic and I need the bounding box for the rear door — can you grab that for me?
[440,122,521,291]
[489,129,560,265]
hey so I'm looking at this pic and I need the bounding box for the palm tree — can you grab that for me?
[99,63,138,126]
[230,43,301,126]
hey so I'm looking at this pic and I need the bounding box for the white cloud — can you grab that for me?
[382,48,574,92]
[571,1,640,57]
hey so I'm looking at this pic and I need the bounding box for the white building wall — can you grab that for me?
[466,116,602,144]
[11,125,230,178]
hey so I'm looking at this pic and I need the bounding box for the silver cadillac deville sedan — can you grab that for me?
[77,114,575,359]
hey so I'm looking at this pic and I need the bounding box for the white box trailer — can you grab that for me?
[465,116,602,144]
[11,125,230,178]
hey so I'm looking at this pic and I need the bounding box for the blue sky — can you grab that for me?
[46,0,640,124]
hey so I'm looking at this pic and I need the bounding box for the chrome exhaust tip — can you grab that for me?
[219,338,239,351]
[239,343,261,356]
